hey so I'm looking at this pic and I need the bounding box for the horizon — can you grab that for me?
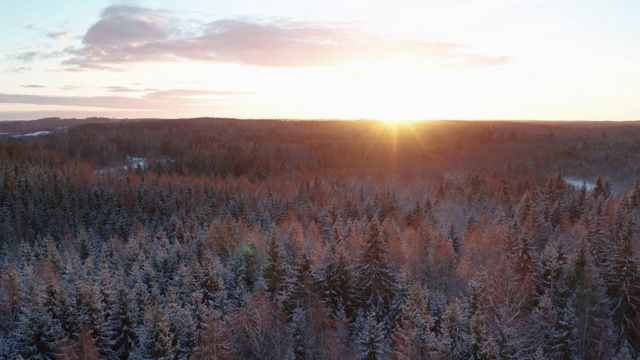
[4,115,640,123]
[2,1,640,121]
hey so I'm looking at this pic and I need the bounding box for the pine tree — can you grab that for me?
[196,255,227,313]
[289,306,320,360]
[535,240,567,301]
[354,220,399,326]
[606,218,640,352]
[136,301,173,359]
[74,270,115,359]
[110,282,138,360]
[226,243,257,308]
[440,298,471,359]
[12,282,67,359]
[526,290,577,360]
[513,229,536,283]
[0,264,23,335]
[166,293,198,359]
[466,276,497,360]
[313,242,355,319]
[405,200,423,228]
[567,238,615,359]
[355,310,389,360]
[284,251,313,315]
[448,222,462,259]
[263,238,287,301]
[390,283,437,360]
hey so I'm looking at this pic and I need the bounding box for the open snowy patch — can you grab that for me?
[12,130,53,137]
[124,156,148,170]
[565,177,595,191]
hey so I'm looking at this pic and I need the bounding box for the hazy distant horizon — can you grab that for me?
[2,115,640,123]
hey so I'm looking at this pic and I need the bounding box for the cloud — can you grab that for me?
[61,5,511,69]
[22,84,46,88]
[466,55,514,66]
[0,93,157,110]
[0,88,246,110]
[12,50,65,63]
[8,67,32,73]
[83,6,171,47]
[0,110,131,121]
[13,51,40,62]
[47,32,74,42]
[145,89,249,98]
[105,86,148,93]
[102,86,247,97]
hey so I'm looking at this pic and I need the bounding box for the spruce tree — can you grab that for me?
[12,283,67,360]
[314,242,355,319]
[263,238,287,301]
[355,310,389,360]
[390,283,437,360]
[110,278,138,360]
[606,218,640,352]
[354,220,399,326]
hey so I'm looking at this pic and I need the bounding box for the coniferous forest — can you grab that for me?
[1,118,640,359]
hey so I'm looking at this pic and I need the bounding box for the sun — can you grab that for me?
[377,118,423,125]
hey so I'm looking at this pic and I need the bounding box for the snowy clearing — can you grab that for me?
[565,177,595,191]
[12,130,53,137]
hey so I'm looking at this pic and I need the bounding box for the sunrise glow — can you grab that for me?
[1,1,640,120]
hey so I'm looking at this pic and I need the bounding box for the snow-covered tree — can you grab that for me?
[355,310,390,360]
[354,219,400,327]
[12,281,68,360]
[390,283,437,360]
[314,242,355,319]
[606,218,640,352]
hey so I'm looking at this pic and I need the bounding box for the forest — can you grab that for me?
[0,118,639,359]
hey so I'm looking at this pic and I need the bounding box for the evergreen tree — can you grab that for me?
[440,298,471,359]
[313,242,355,319]
[390,283,437,360]
[226,243,257,308]
[196,255,227,313]
[355,310,389,360]
[467,276,497,360]
[166,292,198,359]
[289,306,322,360]
[12,282,67,359]
[284,251,313,315]
[354,220,399,327]
[263,238,287,301]
[606,218,640,352]
[0,264,22,334]
[448,222,462,259]
[136,302,173,359]
[535,240,567,301]
[567,238,616,359]
[526,291,577,360]
[74,271,115,359]
[513,229,536,283]
[110,285,138,359]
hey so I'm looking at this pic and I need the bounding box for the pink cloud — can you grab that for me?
[61,5,511,69]
[0,88,246,110]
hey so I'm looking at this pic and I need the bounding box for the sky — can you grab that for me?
[1,0,640,121]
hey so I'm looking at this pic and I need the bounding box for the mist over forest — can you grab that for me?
[1,118,640,359]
